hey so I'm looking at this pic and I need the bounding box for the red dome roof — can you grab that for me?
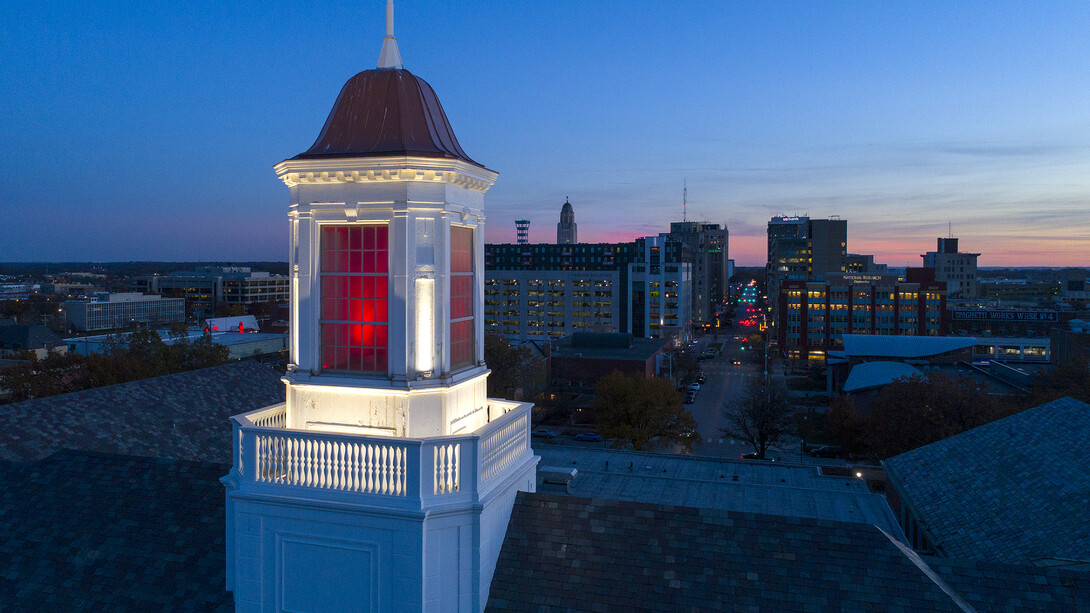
[295,68,482,167]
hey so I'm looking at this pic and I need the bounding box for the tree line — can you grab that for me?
[1,328,231,404]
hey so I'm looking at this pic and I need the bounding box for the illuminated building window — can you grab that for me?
[320,225,388,373]
[450,226,475,371]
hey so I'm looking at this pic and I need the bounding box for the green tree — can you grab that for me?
[668,346,700,384]
[826,394,870,458]
[483,334,532,398]
[594,371,699,452]
[1,351,90,402]
[865,373,1017,459]
[1029,357,1090,405]
[184,332,231,369]
[720,376,794,459]
[1,327,231,405]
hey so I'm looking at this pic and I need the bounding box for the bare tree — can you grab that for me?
[720,376,794,459]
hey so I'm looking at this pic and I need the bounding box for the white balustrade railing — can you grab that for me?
[478,404,529,486]
[255,432,409,495]
[246,403,286,429]
[433,442,460,494]
[232,399,533,507]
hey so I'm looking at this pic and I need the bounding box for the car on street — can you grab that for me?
[684,391,697,404]
[696,373,706,383]
[574,432,602,442]
[532,428,557,438]
[730,359,742,365]
[688,382,700,392]
[740,453,775,461]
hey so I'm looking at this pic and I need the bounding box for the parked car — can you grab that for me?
[696,373,706,383]
[740,453,775,461]
[575,432,602,442]
[684,391,697,404]
[809,445,843,458]
[532,428,557,439]
[688,382,700,392]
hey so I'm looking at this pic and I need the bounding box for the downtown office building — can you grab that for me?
[484,238,692,344]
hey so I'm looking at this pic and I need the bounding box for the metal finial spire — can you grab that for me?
[378,0,403,69]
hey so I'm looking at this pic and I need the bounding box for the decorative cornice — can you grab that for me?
[274,156,498,192]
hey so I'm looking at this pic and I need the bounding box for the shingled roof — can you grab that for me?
[534,446,902,535]
[0,450,233,610]
[0,360,284,463]
[884,396,1090,566]
[487,492,1088,612]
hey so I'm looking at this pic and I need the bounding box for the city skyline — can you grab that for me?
[3,1,1089,267]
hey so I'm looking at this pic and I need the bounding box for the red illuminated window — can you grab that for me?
[320,225,388,373]
[450,226,474,370]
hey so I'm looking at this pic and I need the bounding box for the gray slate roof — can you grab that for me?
[0,360,284,463]
[884,396,1090,566]
[535,446,902,535]
[0,450,233,611]
[487,492,1088,612]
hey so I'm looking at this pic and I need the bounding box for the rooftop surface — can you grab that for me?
[294,68,483,168]
[0,450,233,611]
[487,492,1088,612]
[0,360,284,463]
[0,323,63,352]
[534,446,903,536]
[843,361,924,392]
[884,396,1090,566]
[551,334,668,362]
[841,334,978,359]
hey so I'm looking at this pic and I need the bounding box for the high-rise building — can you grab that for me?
[661,221,728,323]
[515,219,530,244]
[767,216,847,325]
[922,237,979,299]
[629,235,693,338]
[776,273,947,363]
[845,254,887,273]
[484,239,691,344]
[224,5,538,610]
[556,198,577,244]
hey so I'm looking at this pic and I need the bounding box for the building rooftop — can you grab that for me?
[551,333,668,362]
[841,334,978,359]
[884,396,1090,566]
[534,446,902,535]
[843,361,924,392]
[487,492,1087,612]
[0,360,284,463]
[0,323,63,353]
[0,450,232,611]
[293,68,483,168]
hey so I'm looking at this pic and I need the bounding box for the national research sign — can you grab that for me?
[951,309,1058,323]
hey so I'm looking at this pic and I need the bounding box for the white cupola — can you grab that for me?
[224,3,538,610]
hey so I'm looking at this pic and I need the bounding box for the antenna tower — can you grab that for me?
[683,179,687,222]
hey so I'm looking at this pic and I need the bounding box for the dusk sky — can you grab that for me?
[3,1,1089,267]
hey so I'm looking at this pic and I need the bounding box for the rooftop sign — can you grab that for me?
[951,309,1058,323]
